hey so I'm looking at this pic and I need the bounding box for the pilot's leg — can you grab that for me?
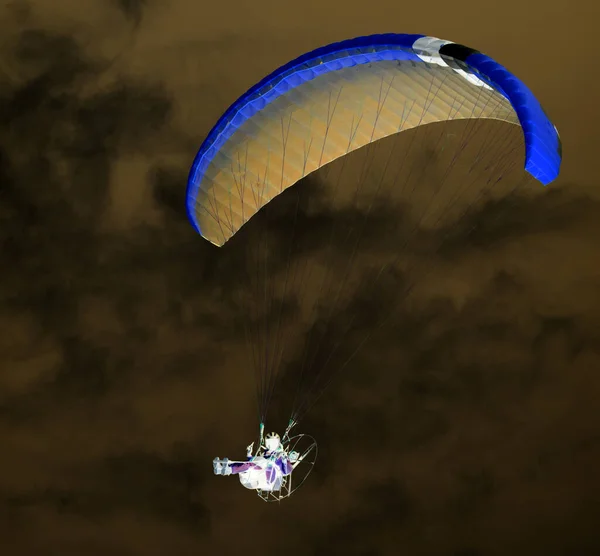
[230,461,260,474]
[213,458,261,476]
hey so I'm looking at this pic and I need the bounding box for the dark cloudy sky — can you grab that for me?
[1,1,600,554]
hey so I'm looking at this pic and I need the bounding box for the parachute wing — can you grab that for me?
[186,34,562,247]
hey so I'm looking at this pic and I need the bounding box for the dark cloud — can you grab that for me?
[2,447,210,532]
[439,185,600,255]
[313,479,414,555]
[111,0,148,27]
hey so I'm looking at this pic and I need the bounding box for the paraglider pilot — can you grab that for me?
[213,430,299,492]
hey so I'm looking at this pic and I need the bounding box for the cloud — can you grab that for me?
[111,0,148,27]
[312,479,414,555]
[2,446,210,531]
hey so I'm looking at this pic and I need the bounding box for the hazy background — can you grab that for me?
[1,0,599,554]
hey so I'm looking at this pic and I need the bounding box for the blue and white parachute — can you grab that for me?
[186,34,561,247]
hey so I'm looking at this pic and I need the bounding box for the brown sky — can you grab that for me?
[1,0,599,554]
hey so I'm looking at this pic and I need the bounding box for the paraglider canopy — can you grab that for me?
[186,33,561,247]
